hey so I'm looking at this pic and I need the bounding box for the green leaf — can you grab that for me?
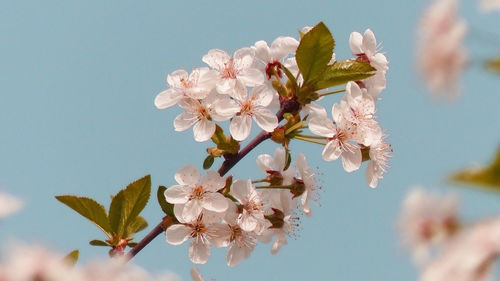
[157,186,175,216]
[109,175,151,237]
[125,216,148,238]
[55,195,112,237]
[62,250,79,266]
[296,22,334,84]
[89,239,110,246]
[448,147,500,191]
[486,56,500,73]
[211,125,227,145]
[315,59,376,89]
[203,155,215,170]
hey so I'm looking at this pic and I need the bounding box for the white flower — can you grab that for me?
[202,48,264,96]
[173,92,237,142]
[165,211,225,264]
[419,218,500,281]
[256,147,295,185]
[155,68,218,109]
[0,192,23,219]
[308,104,362,172]
[295,153,319,217]
[216,84,278,141]
[164,165,228,222]
[480,0,500,12]
[230,179,268,234]
[366,134,391,188]
[417,0,467,99]
[253,37,299,79]
[399,188,459,264]
[349,29,389,98]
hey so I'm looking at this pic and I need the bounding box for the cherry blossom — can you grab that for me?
[294,153,319,217]
[0,192,23,220]
[365,134,392,188]
[164,165,228,222]
[256,147,295,186]
[308,103,362,172]
[417,0,467,98]
[154,68,218,109]
[216,83,278,141]
[230,179,268,234]
[202,48,264,96]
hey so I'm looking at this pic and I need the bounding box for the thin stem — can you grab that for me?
[255,184,293,190]
[126,216,174,261]
[318,88,346,97]
[294,135,327,145]
[295,134,326,140]
[252,179,269,184]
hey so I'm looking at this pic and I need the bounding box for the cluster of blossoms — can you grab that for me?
[417,0,467,98]
[399,188,500,281]
[154,24,392,267]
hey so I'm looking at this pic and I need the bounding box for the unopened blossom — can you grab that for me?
[217,84,278,141]
[349,29,389,98]
[294,153,319,217]
[308,103,362,172]
[259,190,299,254]
[417,0,467,99]
[256,147,295,186]
[210,199,257,267]
[202,48,264,96]
[0,192,23,219]
[166,211,225,264]
[230,179,268,234]
[154,68,218,109]
[365,134,392,188]
[419,218,500,281]
[399,188,460,264]
[480,0,500,12]
[173,92,238,142]
[164,165,228,222]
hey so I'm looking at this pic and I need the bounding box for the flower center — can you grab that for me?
[190,185,205,200]
[240,100,254,115]
[180,78,191,89]
[265,59,282,80]
[190,221,207,238]
[197,106,210,120]
[230,225,242,242]
[221,59,237,79]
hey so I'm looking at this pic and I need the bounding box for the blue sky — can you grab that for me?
[1,0,500,280]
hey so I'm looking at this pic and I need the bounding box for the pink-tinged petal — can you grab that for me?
[303,102,327,118]
[371,53,389,71]
[341,144,362,172]
[193,119,215,142]
[256,154,274,173]
[346,81,362,103]
[201,210,225,224]
[253,108,278,132]
[250,85,274,107]
[196,68,219,90]
[366,161,379,188]
[212,98,240,121]
[223,199,239,225]
[301,195,312,217]
[257,229,275,243]
[362,29,377,56]
[209,224,231,247]
[230,180,250,204]
[167,69,189,87]
[230,115,252,141]
[233,47,255,70]
[229,80,247,101]
[270,36,299,60]
[154,88,183,109]
[274,148,286,172]
[322,140,342,161]
[166,224,191,245]
[174,203,187,223]
[238,68,264,87]
[177,98,200,112]
[164,185,190,204]
[201,171,225,192]
[308,116,335,137]
[253,40,271,62]
[349,32,364,54]
[216,78,236,95]
[226,244,248,267]
[174,112,198,132]
[201,192,228,213]
[190,267,205,281]
[189,240,211,264]
[183,200,204,222]
[175,165,200,186]
[186,87,211,100]
[239,213,258,232]
[271,231,288,255]
[202,49,230,70]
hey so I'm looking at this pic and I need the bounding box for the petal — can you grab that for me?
[193,119,215,142]
[239,213,258,232]
[349,32,364,54]
[182,200,204,222]
[362,29,377,56]
[322,140,342,161]
[174,203,186,223]
[212,98,240,121]
[233,47,255,70]
[201,192,228,212]
[303,102,327,118]
[216,78,236,95]
[341,144,362,172]
[250,85,274,107]
[252,108,278,132]
[273,148,286,172]
[253,40,271,62]
[270,36,299,60]
[308,116,335,137]
[223,199,239,225]
[202,49,230,70]
[230,115,252,141]
[209,224,231,247]
[154,88,183,109]
[201,171,225,192]
[226,244,248,267]
[271,231,288,255]
[195,68,219,90]
[366,160,379,188]
[166,224,191,245]
[301,195,312,217]
[238,68,264,86]
[230,180,250,204]
[346,81,362,104]
[167,69,189,87]
[256,154,274,172]
[175,165,200,185]
[164,185,190,204]
[174,112,198,132]
[189,240,211,264]
[190,267,205,281]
